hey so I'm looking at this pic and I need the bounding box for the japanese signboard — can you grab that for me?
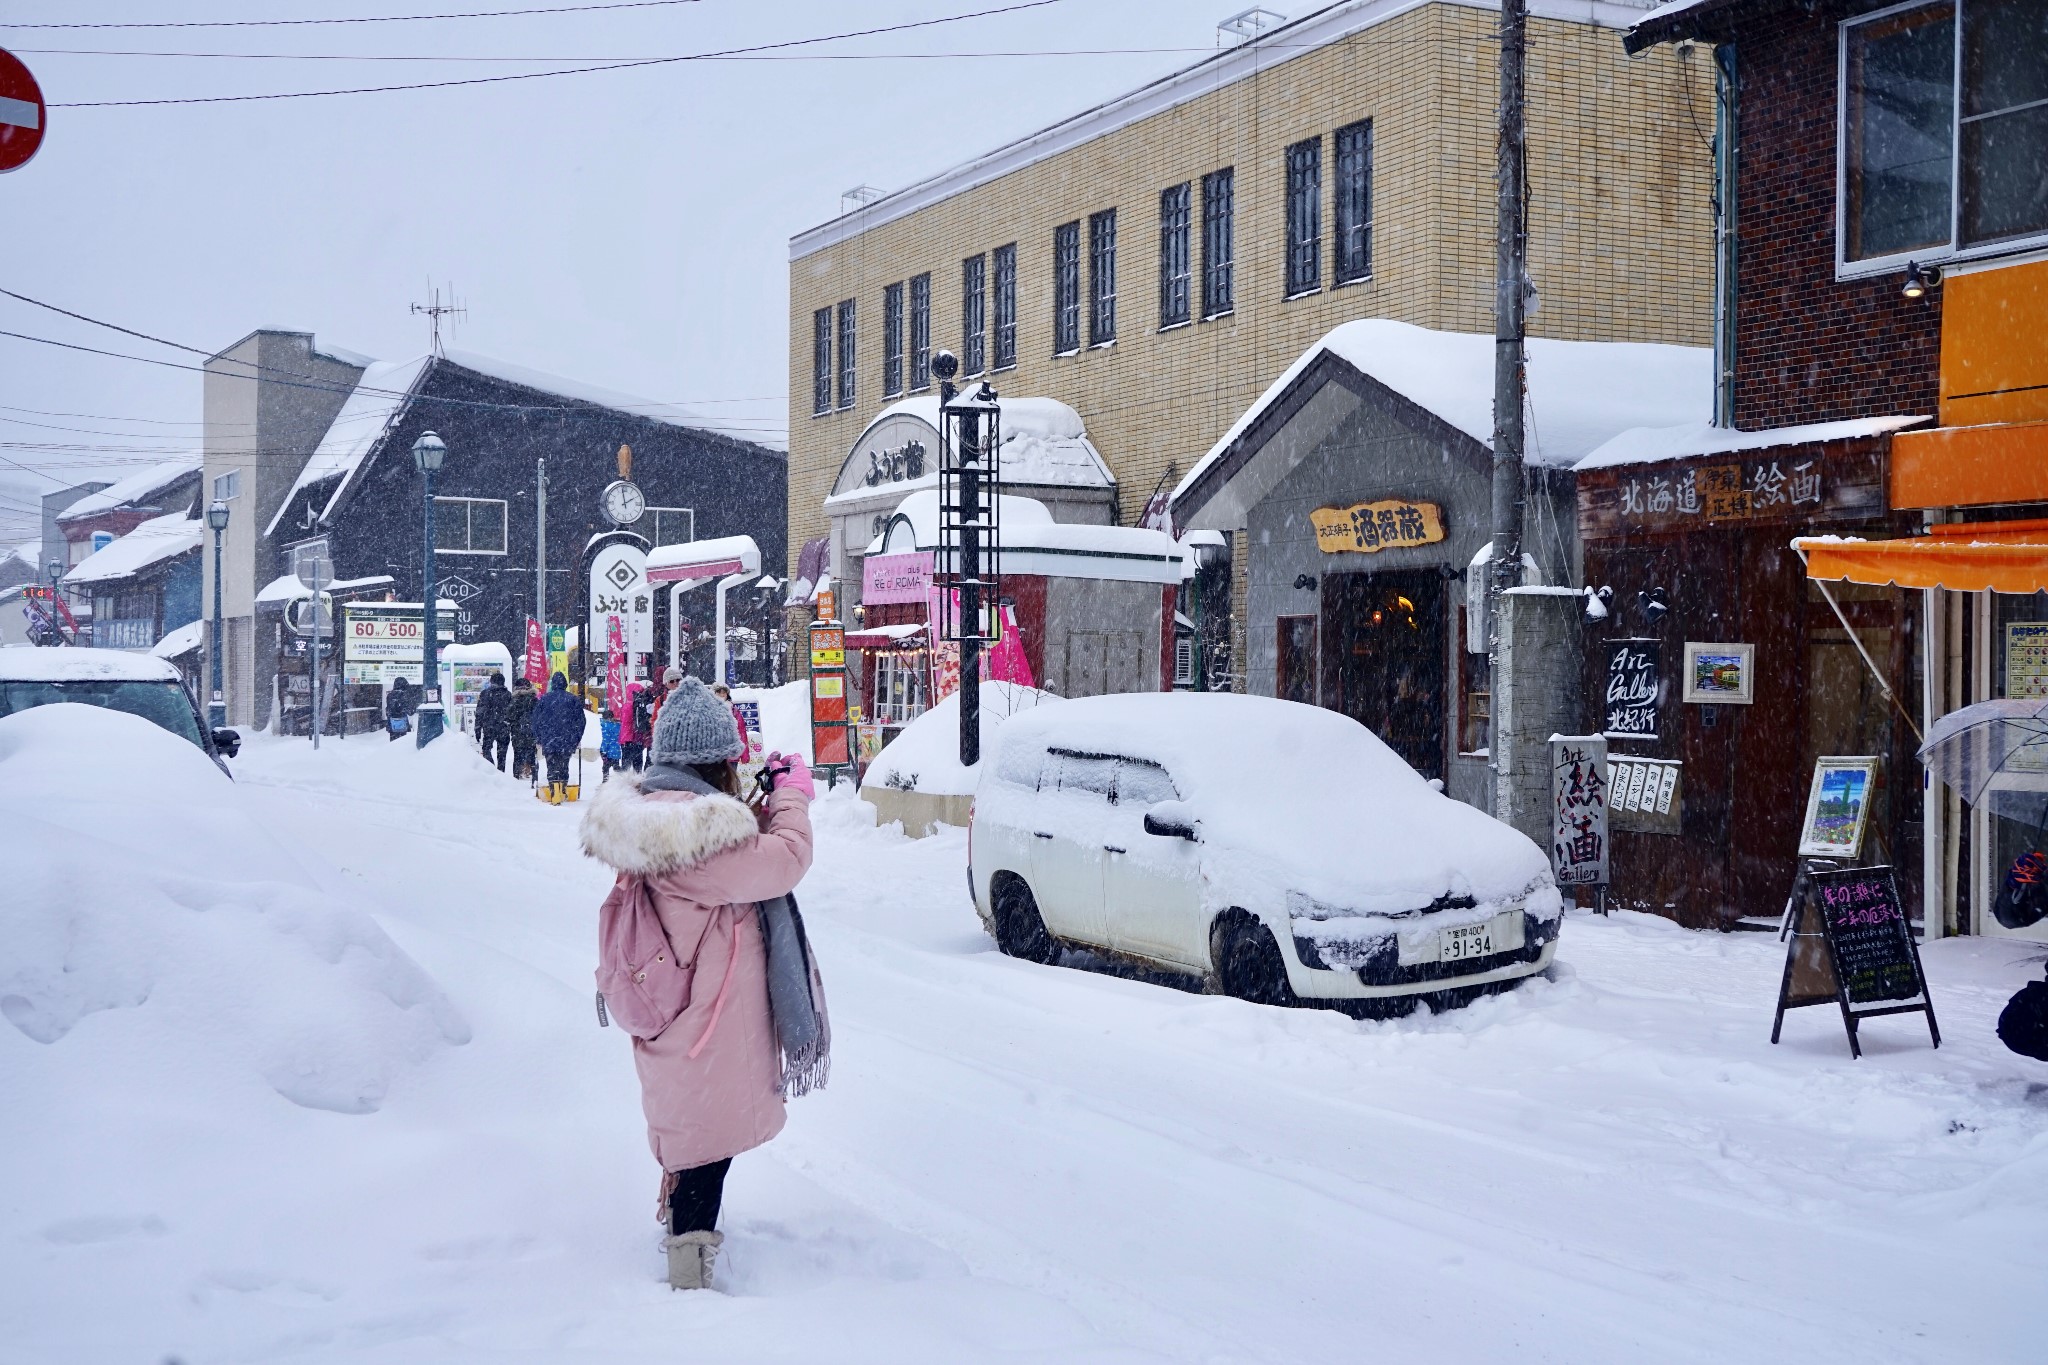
[1608,756,1682,834]
[1550,736,1610,886]
[1307,498,1446,555]
[343,603,453,663]
[586,543,653,653]
[810,625,845,670]
[1772,865,1939,1059]
[546,623,568,683]
[605,616,625,715]
[1609,458,1824,531]
[2007,622,2048,699]
[1602,638,1661,740]
[524,617,548,686]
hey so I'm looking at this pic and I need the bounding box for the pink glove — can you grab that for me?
[765,751,815,802]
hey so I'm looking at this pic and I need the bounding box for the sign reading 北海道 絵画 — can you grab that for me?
[1771,865,1938,1059]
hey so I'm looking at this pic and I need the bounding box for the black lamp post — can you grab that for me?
[412,431,448,747]
[44,558,64,645]
[206,499,230,727]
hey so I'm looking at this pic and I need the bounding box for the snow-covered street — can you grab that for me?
[6,725,2047,1364]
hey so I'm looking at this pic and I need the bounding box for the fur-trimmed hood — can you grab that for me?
[579,772,761,876]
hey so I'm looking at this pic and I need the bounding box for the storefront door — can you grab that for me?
[1320,570,1446,779]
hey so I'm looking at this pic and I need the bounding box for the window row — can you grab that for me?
[809,118,1371,416]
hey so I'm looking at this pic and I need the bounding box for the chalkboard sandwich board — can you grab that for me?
[1770,865,1939,1059]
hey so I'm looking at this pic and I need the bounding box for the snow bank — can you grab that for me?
[0,705,467,1114]
[864,682,1056,796]
[731,680,815,762]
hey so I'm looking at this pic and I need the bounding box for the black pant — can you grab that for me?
[512,740,535,778]
[483,733,509,770]
[544,749,572,784]
[666,1158,732,1235]
[620,741,644,772]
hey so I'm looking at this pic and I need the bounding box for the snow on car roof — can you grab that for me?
[991,691,1549,914]
[0,647,182,682]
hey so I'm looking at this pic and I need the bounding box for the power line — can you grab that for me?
[47,0,1072,107]
[17,44,1297,63]
[0,0,711,31]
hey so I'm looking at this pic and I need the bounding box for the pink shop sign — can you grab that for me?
[862,551,933,605]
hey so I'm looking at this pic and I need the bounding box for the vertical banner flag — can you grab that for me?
[546,624,568,683]
[606,615,625,716]
[524,617,548,685]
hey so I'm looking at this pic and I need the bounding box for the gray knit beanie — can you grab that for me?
[650,676,744,765]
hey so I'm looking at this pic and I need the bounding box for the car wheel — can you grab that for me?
[1215,915,1298,1007]
[991,875,1058,964]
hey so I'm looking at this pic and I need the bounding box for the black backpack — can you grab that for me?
[632,686,655,739]
[1997,974,2048,1063]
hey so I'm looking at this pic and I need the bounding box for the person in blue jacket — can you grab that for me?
[532,672,584,804]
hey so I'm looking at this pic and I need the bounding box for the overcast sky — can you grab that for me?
[2,0,1240,551]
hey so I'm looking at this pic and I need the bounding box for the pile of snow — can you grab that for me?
[731,679,814,762]
[0,705,467,1115]
[863,681,1055,796]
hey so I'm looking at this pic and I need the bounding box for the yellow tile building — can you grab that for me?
[787,0,1712,583]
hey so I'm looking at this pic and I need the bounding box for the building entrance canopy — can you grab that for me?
[646,534,762,682]
[1796,521,2048,594]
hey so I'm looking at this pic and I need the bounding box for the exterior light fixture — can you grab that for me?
[1293,573,1318,591]
[1901,261,1941,300]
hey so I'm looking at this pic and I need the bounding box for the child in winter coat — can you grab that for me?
[579,677,827,1291]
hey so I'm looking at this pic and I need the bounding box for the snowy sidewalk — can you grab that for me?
[5,728,2045,1364]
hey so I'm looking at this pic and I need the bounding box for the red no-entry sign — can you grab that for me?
[0,48,46,174]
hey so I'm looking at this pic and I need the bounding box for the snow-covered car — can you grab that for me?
[0,647,240,776]
[969,693,1561,1011]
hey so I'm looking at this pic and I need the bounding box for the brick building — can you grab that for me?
[1571,0,2048,933]
[787,0,1716,666]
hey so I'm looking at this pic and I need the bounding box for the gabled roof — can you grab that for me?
[55,457,201,525]
[61,512,203,587]
[1172,319,1711,528]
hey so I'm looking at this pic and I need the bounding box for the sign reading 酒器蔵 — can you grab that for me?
[1307,498,1445,555]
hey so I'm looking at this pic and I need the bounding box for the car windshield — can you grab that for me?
[0,680,205,748]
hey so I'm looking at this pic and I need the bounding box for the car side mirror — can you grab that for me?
[212,728,242,758]
[1143,801,1198,841]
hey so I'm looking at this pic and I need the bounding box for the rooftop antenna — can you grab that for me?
[409,281,467,356]
[1217,7,1287,44]
[840,185,885,216]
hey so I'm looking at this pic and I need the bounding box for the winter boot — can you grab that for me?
[663,1229,723,1290]
[548,781,565,805]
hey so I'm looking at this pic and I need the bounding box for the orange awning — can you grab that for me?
[1796,519,2048,593]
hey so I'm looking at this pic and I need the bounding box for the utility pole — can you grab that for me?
[1489,0,1529,768]
[535,457,548,625]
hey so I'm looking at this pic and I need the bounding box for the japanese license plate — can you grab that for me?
[1440,922,1496,962]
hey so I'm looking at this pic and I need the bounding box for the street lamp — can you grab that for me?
[412,431,448,747]
[755,575,780,686]
[206,499,230,727]
[43,559,65,646]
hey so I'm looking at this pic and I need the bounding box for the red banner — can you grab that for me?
[523,617,548,686]
[605,615,625,716]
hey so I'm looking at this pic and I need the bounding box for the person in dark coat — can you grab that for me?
[474,672,513,770]
[507,677,538,780]
[386,676,419,741]
[532,671,584,803]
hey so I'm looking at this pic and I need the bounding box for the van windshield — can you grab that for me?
[0,680,205,748]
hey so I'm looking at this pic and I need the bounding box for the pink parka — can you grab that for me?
[579,772,813,1171]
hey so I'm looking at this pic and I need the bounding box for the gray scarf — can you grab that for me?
[641,764,831,1097]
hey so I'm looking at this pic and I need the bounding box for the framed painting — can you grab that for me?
[1681,641,1755,705]
[1798,756,1879,860]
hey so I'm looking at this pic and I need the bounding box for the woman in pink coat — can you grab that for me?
[579,677,826,1290]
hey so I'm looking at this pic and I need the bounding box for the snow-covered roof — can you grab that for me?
[263,356,433,538]
[61,513,203,587]
[1574,415,1930,472]
[825,395,1112,513]
[869,490,1183,584]
[1623,0,1753,52]
[151,619,204,659]
[0,646,181,682]
[267,348,784,538]
[254,572,396,604]
[1173,320,1710,524]
[55,457,201,524]
[791,0,1663,261]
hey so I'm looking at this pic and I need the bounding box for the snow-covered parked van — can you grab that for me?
[968,692,1561,1012]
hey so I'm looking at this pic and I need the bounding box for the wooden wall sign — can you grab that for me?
[1550,735,1610,886]
[1308,498,1445,554]
[1577,439,1888,542]
[1771,865,1939,1058]
[1602,638,1661,739]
